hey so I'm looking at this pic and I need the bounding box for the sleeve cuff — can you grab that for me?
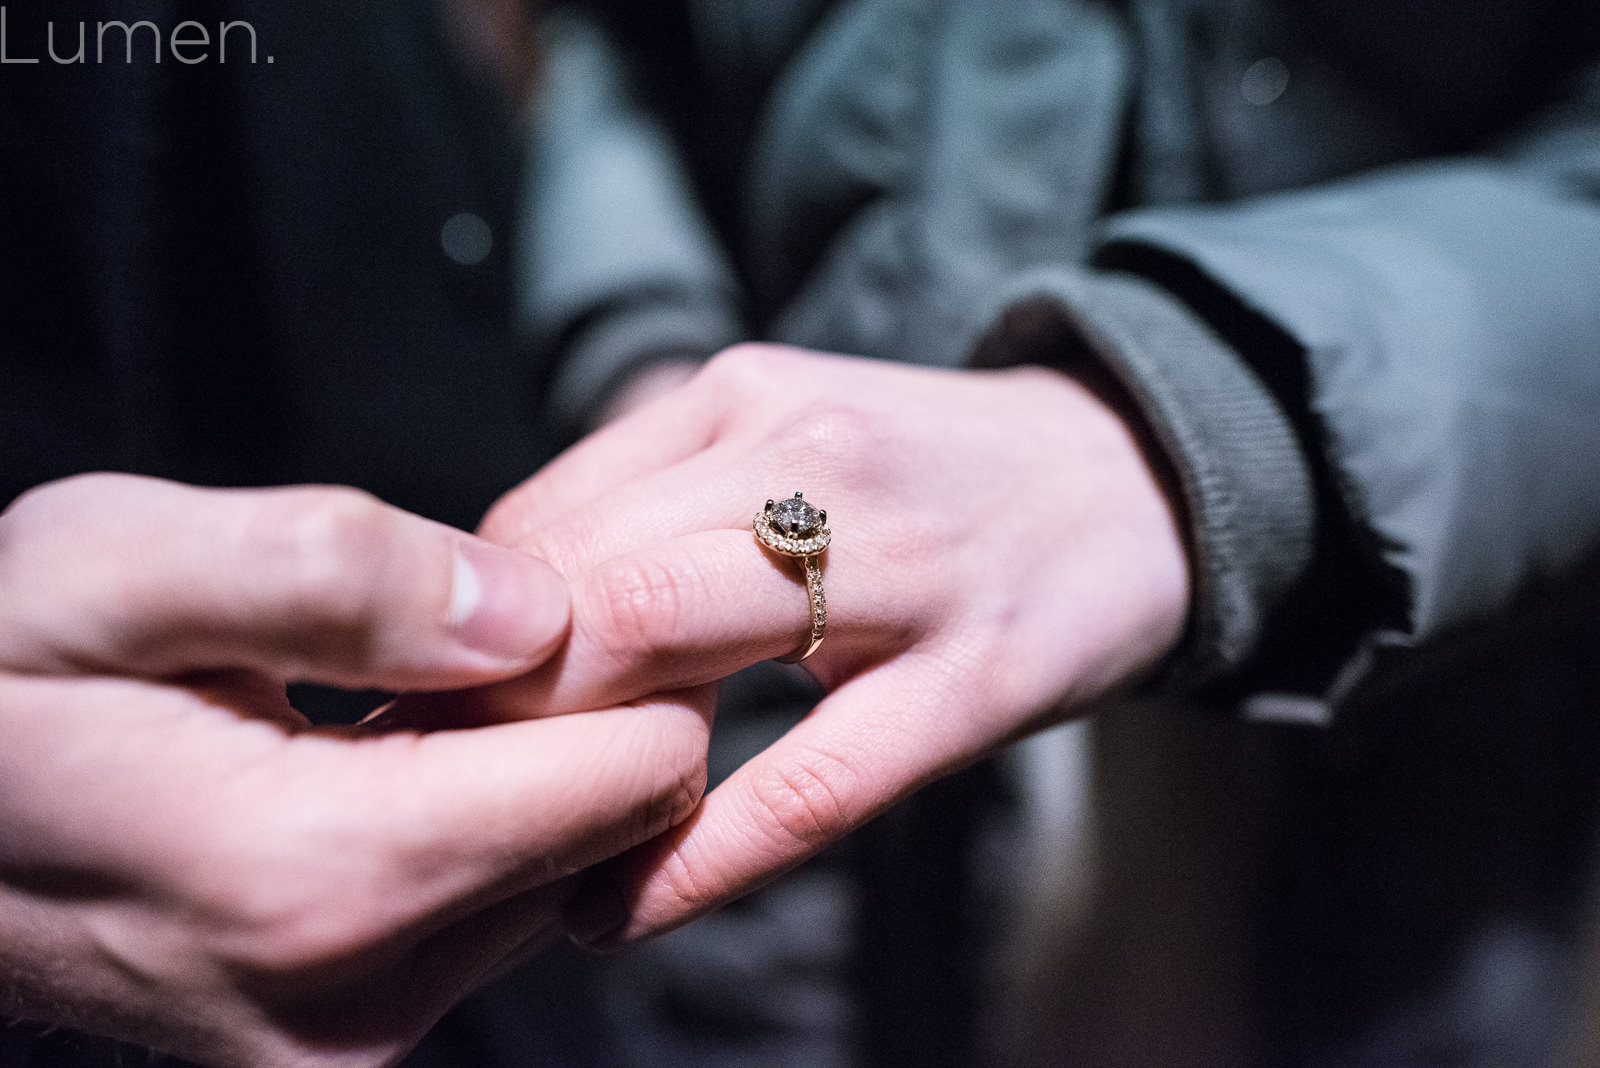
[971,268,1316,688]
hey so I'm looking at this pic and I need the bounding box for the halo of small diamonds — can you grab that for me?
[754,512,832,557]
[754,492,831,558]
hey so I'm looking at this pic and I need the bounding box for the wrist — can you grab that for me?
[971,267,1316,691]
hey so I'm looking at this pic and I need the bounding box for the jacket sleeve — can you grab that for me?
[982,66,1600,712]
[518,11,743,431]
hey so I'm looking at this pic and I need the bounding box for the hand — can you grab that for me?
[0,474,712,1067]
[474,344,1189,945]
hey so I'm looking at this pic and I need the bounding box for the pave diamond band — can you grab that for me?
[755,493,830,663]
[780,555,827,664]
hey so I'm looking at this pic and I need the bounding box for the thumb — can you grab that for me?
[0,474,569,691]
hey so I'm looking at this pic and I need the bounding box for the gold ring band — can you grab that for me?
[754,493,830,664]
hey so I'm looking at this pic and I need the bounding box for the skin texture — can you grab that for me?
[0,474,713,1067]
[474,344,1191,946]
[0,346,1185,1058]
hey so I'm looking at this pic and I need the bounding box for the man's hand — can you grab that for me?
[475,344,1190,946]
[0,474,713,1067]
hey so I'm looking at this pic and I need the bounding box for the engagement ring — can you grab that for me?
[754,492,830,663]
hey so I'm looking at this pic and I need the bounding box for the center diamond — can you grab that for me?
[770,494,823,536]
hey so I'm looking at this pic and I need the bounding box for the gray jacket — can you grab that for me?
[523,0,1600,713]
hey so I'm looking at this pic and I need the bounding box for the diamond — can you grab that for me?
[769,493,823,537]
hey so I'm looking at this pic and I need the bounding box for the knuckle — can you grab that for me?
[705,341,783,375]
[478,482,542,550]
[776,403,889,478]
[0,475,157,665]
[651,735,709,832]
[251,489,399,626]
[0,500,29,578]
[194,847,388,977]
[0,478,64,533]
[511,522,587,581]
[701,343,791,396]
[743,745,860,852]
[627,749,708,850]
[227,909,379,979]
[191,874,331,974]
[582,704,708,857]
[652,843,721,917]
[580,553,701,662]
[0,473,123,549]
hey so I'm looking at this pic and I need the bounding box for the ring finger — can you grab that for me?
[478,500,923,720]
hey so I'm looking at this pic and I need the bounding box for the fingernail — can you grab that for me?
[563,876,630,951]
[450,539,570,663]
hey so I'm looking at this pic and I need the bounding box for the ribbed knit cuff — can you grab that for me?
[971,267,1315,687]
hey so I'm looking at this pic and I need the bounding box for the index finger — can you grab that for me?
[0,475,570,692]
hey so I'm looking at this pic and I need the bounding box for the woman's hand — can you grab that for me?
[474,344,1190,945]
[0,474,713,1067]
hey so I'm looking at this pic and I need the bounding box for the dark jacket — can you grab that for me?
[516,10,1600,1062]
[533,0,1600,707]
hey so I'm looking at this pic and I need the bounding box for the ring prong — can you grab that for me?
[794,492,804,499]
[765,500,775,513]
[819,510,827,526]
